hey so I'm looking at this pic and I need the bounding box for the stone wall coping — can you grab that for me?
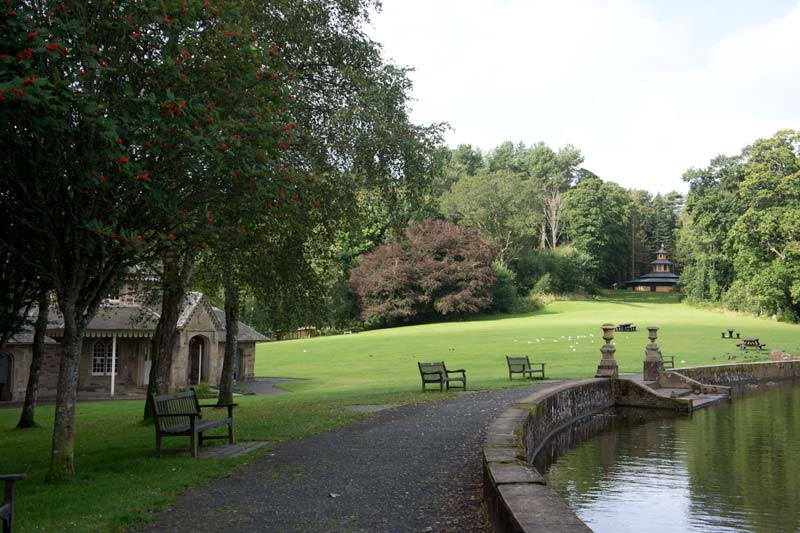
[677,360,799,371]
[484,379,610,532]
[513,378,607,406]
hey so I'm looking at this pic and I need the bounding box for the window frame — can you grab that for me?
[91,339,118,377]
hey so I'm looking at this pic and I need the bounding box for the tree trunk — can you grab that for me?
[218,268,238,405]
[630,213,635,280]
[17,291,49,428]
[539,218,547,249]
[144,249,194,420]
[47,300,83,480]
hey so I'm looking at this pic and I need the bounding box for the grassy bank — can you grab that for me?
[2,292,798,531]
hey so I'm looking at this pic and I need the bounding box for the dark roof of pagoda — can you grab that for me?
[651,259,673,265]
[656,246,668,254]
[624,271,680,286]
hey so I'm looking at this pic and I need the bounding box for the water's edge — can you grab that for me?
[482,361,800,533]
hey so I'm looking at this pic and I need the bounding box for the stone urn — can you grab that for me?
[643,326,664,381]
[595,324,619,378]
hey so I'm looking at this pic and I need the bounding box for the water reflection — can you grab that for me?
[542,381,800,533]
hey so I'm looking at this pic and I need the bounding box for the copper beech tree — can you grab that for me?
[348,219,497,324]
[0,1,304,479]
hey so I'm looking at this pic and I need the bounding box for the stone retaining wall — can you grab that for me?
[675,360,800,386]
[484,379,612,532]
[613,378,693,411]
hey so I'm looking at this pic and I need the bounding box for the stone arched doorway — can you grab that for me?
[0,352,12,401]
[187,336,209,386]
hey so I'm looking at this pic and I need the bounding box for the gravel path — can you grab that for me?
[140,384,552,533]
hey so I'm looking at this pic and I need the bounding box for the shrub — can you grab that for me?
[491,262,518,312]
[348,219,496,324]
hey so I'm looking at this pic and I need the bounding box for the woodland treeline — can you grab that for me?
[246,139,685,330]
[679,130,800,321]
[261,130,800,330]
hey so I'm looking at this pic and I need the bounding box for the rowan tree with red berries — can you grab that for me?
[0,0,300,479]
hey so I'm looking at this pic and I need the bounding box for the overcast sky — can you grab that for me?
[368,0,800,194]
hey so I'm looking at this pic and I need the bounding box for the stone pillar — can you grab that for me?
[595,324,619,378]
[643,326,663,381]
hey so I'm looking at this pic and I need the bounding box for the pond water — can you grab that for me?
[539,381,800,533]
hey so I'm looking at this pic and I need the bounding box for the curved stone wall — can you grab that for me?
[483,379,613,532]
[483,361,800,532]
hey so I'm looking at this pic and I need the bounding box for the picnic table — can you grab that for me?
[737,338,765,350]
[721,329,740,339]
[615,323,636,332]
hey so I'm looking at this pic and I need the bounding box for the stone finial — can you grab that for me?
[643,326,664,381]
[596,324,619,378]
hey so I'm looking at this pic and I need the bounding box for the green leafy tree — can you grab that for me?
[627,189,653,279]
[563,177,630,285]
[732,130,800,317]
[679,155,743,301]
[677,130,800,318]
[441,169,541,264]
[434,144,484,195]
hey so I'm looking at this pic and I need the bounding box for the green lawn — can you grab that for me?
[1,292,797,531]
[260,291,799,393]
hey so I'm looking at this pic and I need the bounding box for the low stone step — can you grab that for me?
[684,393,729,410]
[657,388,692,398]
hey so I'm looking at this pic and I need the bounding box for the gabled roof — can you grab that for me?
[41,291,268,342]
[212,309,271,343]
[176,292,223,331]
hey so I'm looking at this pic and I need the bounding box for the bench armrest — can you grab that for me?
[0,474,26,482]
[446,369,466,375]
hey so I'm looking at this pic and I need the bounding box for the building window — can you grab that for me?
[106,285,121,301]
[91,340,118,376]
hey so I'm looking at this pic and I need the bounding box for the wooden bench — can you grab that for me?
[506,355,545,380]
[1,474,25,533]
[662,355,675,369]
[151,389,236,458]
[615,323,636,332]
[418,362,466,392]
[737,338,765,350]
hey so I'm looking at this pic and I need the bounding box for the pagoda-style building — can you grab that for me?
[625,245,680,292]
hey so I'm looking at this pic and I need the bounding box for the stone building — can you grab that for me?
[625,246,680,292]
[0,288,269,402]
